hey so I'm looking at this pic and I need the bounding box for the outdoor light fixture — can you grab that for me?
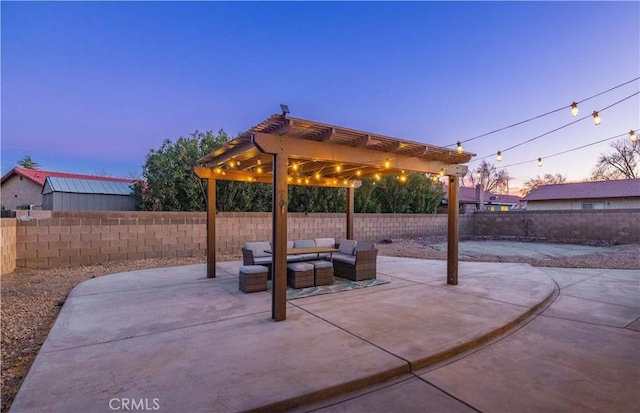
[315,172,321,180]
[439,168,445,176]
[236,160,241,167]
[287,176,293,182]
[305,178,310,184]
[537,157,543,167]
[630,130,637,143]
[375,174,381,181]
[571,102,579,117]
[257,167,263,174]
[256,159,262,165]
[280,104,290,116]
[356,170,362,177]
[336,164,342,172]
[384,159,391,169]
[476,170,481,179]
[496,151,502,162]
[456,141,463,153]
[592,111,601,126]
[399,175,407,183]
[432,176,438,182]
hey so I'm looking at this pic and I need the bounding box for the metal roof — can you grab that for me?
[42,177,133,196]
[523,179,640,201]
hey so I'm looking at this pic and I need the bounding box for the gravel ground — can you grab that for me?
[1,240,638,412]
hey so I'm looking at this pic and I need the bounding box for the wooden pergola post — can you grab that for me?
[272,153,288,321]
[206,178,216,279]
[346,186,355,240]
[447,175,459,285]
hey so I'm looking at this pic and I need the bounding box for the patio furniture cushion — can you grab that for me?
[332,254,356,265]
[355,241,376,251]
[294,239,315,248]
[243,242,272,258]
[239,265,268,274]
[309,260,332,269]
[287,241,295,249]
[253,256,273,266]
[287,262,314,271]
[286,255,305,262]
[338,239,357,255]
[314,238,336,248]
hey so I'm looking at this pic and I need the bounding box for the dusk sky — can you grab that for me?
[2,1,638,193]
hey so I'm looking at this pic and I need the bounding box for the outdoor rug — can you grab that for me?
[267,277,390,300]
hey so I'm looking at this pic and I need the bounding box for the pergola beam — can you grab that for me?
[194,166,362,188]
[253,133,451,175]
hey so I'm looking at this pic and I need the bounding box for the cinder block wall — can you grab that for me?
[474,209,640,243]
[1,218,17,274]
[14,211,471,269]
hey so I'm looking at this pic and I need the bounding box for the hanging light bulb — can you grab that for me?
[343,179,348,185]
[432,175,438,183]
[571,102,579,117]
[335,164,342,173]
[305,178,310,184]
[399,175,407,183]
[297,178,302,184]
[256,159,262,165]
[496,151,502,162]
[630,130,637,143]
[476,170,481,179]
[537,157,543,167]
[374,174,381,181]
[439,168,445,176]
[236,160,241,167]
[292,163,299,171]
[384,159,390,169]
[256,167,263,174]
[592,111,601,126]
[315,172,321,180]
[356,170,362,177]
[287,176,293,182]
[456,141,463,153]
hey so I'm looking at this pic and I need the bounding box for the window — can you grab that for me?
[582,202,605,210]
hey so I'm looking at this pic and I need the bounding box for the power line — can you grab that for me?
[470,90,639,163]
[447,76,639,147]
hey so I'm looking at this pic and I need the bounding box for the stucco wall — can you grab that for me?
[1,175,43,211]
[526,197,640,211]
[1,218,17,275]
[13,211,472,268]
[474,209,640,243]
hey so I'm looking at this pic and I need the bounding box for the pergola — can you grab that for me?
[195,114,473,321]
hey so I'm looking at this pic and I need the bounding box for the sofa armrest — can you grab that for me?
[242,248,255,265]
[354,248,378,263]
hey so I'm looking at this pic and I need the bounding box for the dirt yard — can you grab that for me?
[1,240,638,412]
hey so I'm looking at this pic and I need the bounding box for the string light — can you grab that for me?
[630,130,637,143]
[292,163,299,171]
[335,164,342,172]
[476,170,481,179]
[432,176,438,183]
[356,170,362,177]
[439,168,445,176]
[315,172,321,180]
[256,167,263,174]
[287,176,293,182]
[256,159,262,165]
[448,77,639,147]
[236,160,241,167]
[592,111,601,126]
[305,178,309,184]
[384,159,390,169]
[399,175,407,183]
[496,151,502,162]
[571,102,579,117]
[471,91,639,164]
[456,141,463,153]
[374,174,381,181]
[537,157,543,167]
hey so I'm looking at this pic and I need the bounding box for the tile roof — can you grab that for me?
[523,179,640,201]
[1,167,134,187]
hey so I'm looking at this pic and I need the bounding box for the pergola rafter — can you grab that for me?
[195,114,474,321]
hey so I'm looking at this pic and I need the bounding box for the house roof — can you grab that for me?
[446,186,523,205]
[42,176,133,196]
[523,179,640,201]
[1,167,134,187]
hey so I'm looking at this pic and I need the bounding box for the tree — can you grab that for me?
[590,138,639,181]
[356,173,443,214]
[464,160,511,193]
[521,173,566,196]
[134,130,232,211]
[17,155,40,170]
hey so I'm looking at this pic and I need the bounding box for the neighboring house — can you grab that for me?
[1,168,135,211]
[42,176,136,211]
[443,186,525,213]
[522,179,640,210]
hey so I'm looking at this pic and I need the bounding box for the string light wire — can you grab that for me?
[471,90,640,163]
[447,76,639,147]
[493,129,638,169]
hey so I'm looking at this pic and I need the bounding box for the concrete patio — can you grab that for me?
[9,256,639,412]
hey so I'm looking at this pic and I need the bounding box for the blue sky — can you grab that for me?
[2,1,638,192]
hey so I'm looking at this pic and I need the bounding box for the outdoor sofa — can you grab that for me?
[241,238,377,281]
